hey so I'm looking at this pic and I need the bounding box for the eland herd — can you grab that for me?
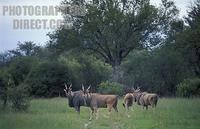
[64,84,158,120]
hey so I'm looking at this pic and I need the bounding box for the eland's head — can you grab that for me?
[81,84,91,95]
[132,87,141,102]
[64,83,72,97]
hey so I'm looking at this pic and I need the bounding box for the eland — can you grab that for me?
[132,87,158,110]
[64,83,86,114]
[82,85,118,120]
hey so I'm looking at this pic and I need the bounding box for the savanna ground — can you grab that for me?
[0,98,200,129]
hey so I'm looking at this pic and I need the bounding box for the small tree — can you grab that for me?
[9,41,41,57]
[177,78,200,97]
[8,83,30,111]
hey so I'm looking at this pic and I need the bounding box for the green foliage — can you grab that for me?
[26,61,70,97]
[185,0,200,28]
[49,0,179,82]
[59,53,112,90]
[0,69,9,107]
[25,53,111,97]
[9,41,41,57]
[122,50,152,87]
[0,52,12,67]
[76,54,112,87]
[7,57,38,85]
[122,46,193,96]
[175,0,200,77]
[98,81,123,95]
[177,78,200,97]
[8,83,30,111]
[0,69,30,111]
[0,57,35,110]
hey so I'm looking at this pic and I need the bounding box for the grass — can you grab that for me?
[0,98,200,129]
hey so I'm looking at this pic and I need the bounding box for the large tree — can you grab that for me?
[49,0,178,81]
[175,0,200,77]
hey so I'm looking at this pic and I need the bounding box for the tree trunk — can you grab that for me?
[111,61,123,82]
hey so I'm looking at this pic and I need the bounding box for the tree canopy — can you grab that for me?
[48,0,179,81]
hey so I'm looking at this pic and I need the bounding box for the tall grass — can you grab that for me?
[0,98,200,129]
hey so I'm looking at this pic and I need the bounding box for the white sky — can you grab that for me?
[0,0,195,52]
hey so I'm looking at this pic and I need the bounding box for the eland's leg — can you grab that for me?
[131,106,134,111]
[102,104,112,118]
[114,106,118,112]
[107,104,112,112]
[94,108,99,120]
[113,99,118,112]
[125,103,131,118]
[89,108,94,121]
[113,102,118,112]
[75,106,80,114]
[127,106,131,118]
[125,102,129,111]
[107,104,113,116]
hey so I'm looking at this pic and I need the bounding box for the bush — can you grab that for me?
[26,61,70,97]
[176,78,200,97]
[25,53,111,97]
[98,81,123,96]
[0,57,34,110]
[8,57,37,85]
[8,83,30,111]
[59,54,112,90]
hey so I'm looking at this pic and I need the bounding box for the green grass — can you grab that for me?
[0,98,200,129]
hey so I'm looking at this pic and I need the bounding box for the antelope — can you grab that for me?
[132,87,158,110]
[123,93,135,110]
[122,92,135,117]
[64,83,86,114]
[82,85,118,120]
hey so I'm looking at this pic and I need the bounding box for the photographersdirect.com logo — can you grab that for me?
[1,5,86,30]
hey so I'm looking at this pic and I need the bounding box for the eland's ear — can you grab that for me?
[87,85,91,90]
[136,86,140,92]
[132,87,135,92]
[64,83,68,89]
[69,83,72,89]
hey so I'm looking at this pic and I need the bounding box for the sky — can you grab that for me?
[0,0,194,52]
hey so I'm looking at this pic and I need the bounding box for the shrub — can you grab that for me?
[8,57,37,85]
[176,78,200,97]
[26,61,70,97]
[8,83,30,111]
[59,54,112,90]
[0,69,9,108]
[98,81,123,96]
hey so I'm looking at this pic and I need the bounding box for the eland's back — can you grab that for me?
[89,93,118,108]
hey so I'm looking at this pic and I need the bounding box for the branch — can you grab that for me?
[86,46,110,62]
[120,46,135,58]
[95,29,113,61]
